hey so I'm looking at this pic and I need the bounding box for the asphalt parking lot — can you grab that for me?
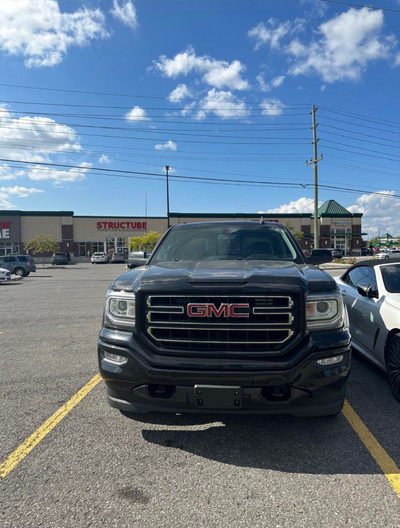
[1,263,399,527]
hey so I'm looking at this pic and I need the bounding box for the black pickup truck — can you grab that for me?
[98,221,351,417]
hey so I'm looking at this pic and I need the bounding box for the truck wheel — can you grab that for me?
[14,267,25,277]
[386,334,400,402]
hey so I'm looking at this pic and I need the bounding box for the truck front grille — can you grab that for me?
[142,294,298,352]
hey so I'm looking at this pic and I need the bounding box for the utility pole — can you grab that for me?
[306,106,323,249]
[165,165,170,228]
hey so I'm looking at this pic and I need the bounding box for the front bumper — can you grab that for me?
[98,328,351,417]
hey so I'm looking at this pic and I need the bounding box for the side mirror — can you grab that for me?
[127,258,148,269]
[357,284,375,298]
[306,249,333,265]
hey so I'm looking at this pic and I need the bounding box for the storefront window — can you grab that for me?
[78,242,87,257]
[0,242,20,256]
[91,242,104,254]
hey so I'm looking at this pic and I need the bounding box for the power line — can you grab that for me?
[320,105,400,127]
[319,114,400,134]
[0,125,311,146]
[319,129,400,149]
[321,144,400,162]
[0,98,310,112]
[3,156,400,199]
[317,0,400,13]
[320,139,400,159]
[319,123,400,144]
[319,106,400,129]
[0,82,312,107]
[0,121,310,141]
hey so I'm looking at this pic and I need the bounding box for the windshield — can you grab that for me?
[151,224,300,263]
[381,264,400,293]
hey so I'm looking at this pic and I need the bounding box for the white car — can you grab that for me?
[375,250,390,259]
[0,266,12,283]
[91,252,109,264]
[335,260,400,402]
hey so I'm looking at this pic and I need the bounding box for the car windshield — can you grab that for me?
[151,224,300,263]
[381,264,400,293]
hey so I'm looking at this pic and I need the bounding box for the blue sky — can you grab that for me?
[0,0,399,238]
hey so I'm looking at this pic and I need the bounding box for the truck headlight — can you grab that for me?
[106,293,135,326]
[306,293,347,330]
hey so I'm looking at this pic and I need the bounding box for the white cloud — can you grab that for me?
[260,98,285,116]
[154,140,177,151]
[125,106,150,122]
[29,161,91,184]
[168,84,192,102]
[99,154,111,164]
[0,185,43,197]
[256,73,271,92]
[153,46,249,90]
[0,195,15,209]
[287,8,395,82]
[0,185,43,208]
[267,197,321,214]
[271,75,285,87]
[347,191,400,237]
[248,19,292,50]
[110,0,138,30]
[195,89,248,120]
[0,0,108,67]
[0,106,82,162]
[0,164,24,181]
[395,52,400,66]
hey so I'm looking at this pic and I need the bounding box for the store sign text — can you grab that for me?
[96,221,147,232]
[0,221,10,239]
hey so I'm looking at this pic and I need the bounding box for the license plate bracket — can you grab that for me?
[194,385,242,409]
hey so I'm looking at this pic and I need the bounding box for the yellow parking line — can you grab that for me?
[343,400,400,498]
[0,374,101,481]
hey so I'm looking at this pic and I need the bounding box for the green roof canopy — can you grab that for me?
[317,200,352,217]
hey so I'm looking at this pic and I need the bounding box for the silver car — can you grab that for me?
[335,260,400,402]
[0,267,11,283]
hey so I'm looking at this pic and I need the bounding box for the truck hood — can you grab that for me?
[112,260,336,294]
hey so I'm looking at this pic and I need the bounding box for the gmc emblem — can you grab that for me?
[187,303,250,318]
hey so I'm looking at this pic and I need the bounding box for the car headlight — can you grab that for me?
[306,292,347,330]
[106,292,135,326]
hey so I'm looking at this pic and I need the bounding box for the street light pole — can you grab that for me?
[165,165,170,228]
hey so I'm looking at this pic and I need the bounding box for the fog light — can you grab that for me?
[317,355,343,366]
[104,351,127,365]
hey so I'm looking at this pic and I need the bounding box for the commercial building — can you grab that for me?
[0,199,365,258]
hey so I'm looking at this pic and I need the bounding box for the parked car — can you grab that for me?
[376,250,390,260]
[331,249,344,259]
[0,254,36,277]
[91,252,109,264]
[0,267,12,283]
[389,250,400,259]
[51,252,69,265]
[111,253,126,263]
[335,259,400,402]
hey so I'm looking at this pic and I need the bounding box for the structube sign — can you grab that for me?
[96,221,147,232]
[0,222,10,239]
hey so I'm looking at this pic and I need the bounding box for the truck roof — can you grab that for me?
[170,220,286,229]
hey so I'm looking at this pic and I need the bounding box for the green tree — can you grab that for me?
[368,236,380,247]
[24,234,60,265]
[129,231,162,252]
[285,222,304,244]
